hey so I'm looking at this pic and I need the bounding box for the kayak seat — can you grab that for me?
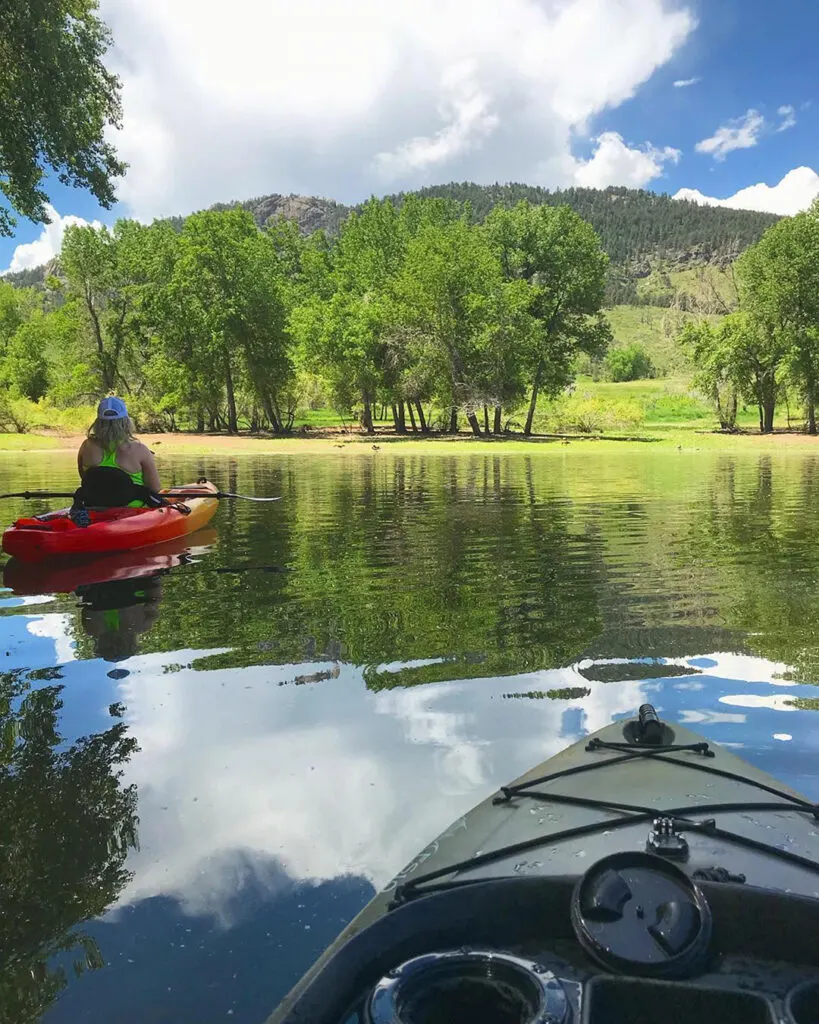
[74,465,161,509]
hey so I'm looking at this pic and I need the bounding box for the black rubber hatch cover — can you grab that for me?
[571,851,712,978]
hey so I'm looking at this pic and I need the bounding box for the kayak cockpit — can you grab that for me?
[271,870,819,1023]
[269,707,819,1024]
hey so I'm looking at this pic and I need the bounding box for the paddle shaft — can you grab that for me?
[0,490,281,503]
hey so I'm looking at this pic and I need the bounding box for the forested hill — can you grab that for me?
[395,184,780,267]
[4,183,779,290]
[229,183,779,267]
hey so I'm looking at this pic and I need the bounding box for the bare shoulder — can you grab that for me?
[131,440,156,460]
[79,438,101,461]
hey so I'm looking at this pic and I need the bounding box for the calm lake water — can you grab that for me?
[3,446,819,1023]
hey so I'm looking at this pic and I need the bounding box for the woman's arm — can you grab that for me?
[139,445,162,492]
[77,440,88,479]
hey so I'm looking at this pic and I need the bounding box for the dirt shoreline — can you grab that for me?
[1,427,818,456]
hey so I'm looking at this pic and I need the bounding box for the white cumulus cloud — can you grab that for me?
[695,108,766,161]
[573,131,680,189]
[673,77,700,88]
[376,62,500,178]
[110,653,649,918]
[776,104,797,132]
[97,0,694,219]
[673,166,819,216]
[2,205,103,275]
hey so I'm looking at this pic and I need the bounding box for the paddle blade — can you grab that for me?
[217,493,282,502]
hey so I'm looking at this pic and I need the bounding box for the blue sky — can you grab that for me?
[2,0,818,273]
[598,0,819,202]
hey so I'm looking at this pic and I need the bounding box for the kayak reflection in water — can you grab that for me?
[77,575,163,661]
[77,395,162,508]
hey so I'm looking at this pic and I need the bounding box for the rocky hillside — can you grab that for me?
[211,192,349,236]
[3,258,59,289]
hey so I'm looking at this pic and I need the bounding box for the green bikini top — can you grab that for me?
[99,446,146,507]
[100,445,145,486]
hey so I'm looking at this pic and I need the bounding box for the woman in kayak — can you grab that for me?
[78,396,162,507]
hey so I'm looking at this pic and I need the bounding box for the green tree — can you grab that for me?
[683,312,786,433]
[483,202,610,435]
[737,203,819,433]
[166,211,250,433]
[301,198,406,432]
[0,0,124,235]
[394,217,526,436]
[2,315,51,399]
[41,300,99,406]
[60,223,129,392]
[166,209,292,433]
[0,670,138,1022]
[294,197,462,432]
[0,281,27,346]
[235,231,294,432]
[0,281,41,351]
[605,343,655,382]
[680,319,739,431]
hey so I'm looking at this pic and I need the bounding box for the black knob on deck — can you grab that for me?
[638,703,663,744]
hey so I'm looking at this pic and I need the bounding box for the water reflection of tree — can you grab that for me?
[0,670,139,1022]
[679,455,819,684]
[174,455,607,682]
[45,453,819,689]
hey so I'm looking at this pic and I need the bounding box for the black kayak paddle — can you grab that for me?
[0,490,282,503]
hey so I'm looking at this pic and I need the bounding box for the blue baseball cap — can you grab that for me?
[97,396,129,420]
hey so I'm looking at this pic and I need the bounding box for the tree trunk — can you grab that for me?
[524,360,544,436]
[808,397,817,436]
[85,290,115,392]
[762,394,776,434]
[391,403,408,434]
[483,405,490,435]
[493,405,502,435]
[406,401,417,432]
[262,394,282,433]
[467,412,482,436]
[272,395,288,432]
[196,410,205,433]
[727,391,737,430]
[449,409,458,434]
[362,394,374,433]
[225,356,238,434]
[415,401,428,433]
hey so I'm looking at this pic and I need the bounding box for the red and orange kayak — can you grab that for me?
[1,482,219,562]
[3,527,218,593]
